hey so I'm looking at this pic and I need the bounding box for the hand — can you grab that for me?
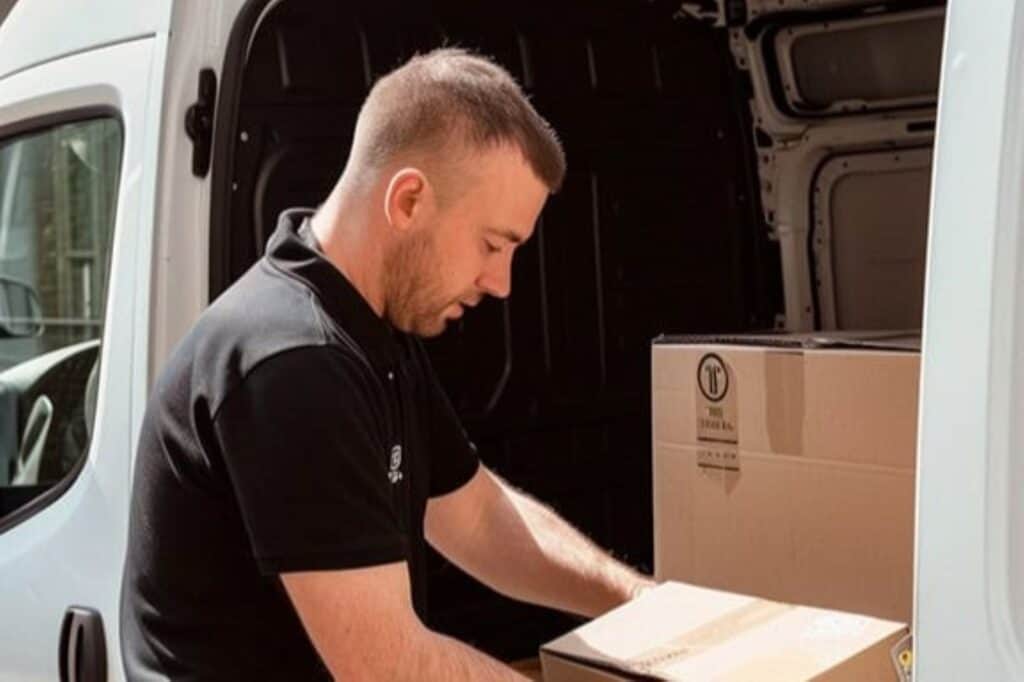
[628,576,658,601]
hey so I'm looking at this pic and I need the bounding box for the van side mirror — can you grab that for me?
[0,276,43,338]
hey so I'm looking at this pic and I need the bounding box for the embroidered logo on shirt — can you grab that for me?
[388,444,404,484]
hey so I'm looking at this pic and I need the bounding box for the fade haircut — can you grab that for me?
[349,47,566,193]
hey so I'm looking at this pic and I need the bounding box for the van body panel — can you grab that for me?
[143,0,247,443]
[0,37,165,682]
[0,0,171,81]
[915,0,1024,678]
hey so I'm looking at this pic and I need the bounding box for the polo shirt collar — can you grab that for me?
[266,207,401,372]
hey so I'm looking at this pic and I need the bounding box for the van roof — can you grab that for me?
[0,0,172,81]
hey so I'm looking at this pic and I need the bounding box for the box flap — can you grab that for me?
[541,583,907,680]
[653,330,920,352]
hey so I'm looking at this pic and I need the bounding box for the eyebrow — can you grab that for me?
[488,227,524,245]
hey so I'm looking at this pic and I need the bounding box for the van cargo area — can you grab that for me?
[208,0,941,662]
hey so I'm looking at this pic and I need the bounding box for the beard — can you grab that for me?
[382,230,459,337]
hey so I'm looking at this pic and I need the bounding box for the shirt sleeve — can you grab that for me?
[212,346,407,575]
[419,346,480,498]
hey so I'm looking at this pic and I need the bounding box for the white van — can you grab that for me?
[0,0,1017,679]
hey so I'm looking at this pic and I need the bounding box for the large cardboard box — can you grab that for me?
[540,582,911,681]
[652,333,919,622]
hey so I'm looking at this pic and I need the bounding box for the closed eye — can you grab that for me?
[484,227,524,253]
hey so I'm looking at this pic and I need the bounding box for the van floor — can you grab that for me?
[215,0,780,659]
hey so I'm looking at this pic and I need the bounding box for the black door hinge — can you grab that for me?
[185,68,218,178]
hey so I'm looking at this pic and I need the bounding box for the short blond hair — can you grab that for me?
[350,47,566,192]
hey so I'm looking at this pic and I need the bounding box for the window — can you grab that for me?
[0,117,122,523]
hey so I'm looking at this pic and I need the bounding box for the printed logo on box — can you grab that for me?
[696,448,739,472]
[696,353,739,472]
[698,353,729,402]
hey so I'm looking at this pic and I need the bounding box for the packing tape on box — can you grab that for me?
[763,351,805,456]
[625,600,794,675]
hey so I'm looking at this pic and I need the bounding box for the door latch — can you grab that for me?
[185,68,218,178]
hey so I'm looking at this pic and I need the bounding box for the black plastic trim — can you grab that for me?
[185,68,218,178]
[0,106,121,146]
[208,0,283,302]
[59,606,107,682]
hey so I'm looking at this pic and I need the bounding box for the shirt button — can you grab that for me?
[387,371,395,382]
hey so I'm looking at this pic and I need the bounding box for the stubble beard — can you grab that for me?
[382,230,453,338]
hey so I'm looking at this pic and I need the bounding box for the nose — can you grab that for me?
[477,253,512,299]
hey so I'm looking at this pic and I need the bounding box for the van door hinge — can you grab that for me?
[185,68,218,178]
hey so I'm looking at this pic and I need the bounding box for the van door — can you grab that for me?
[915,0,1024,678]
[716,1,944,331]
[0,27,167,682]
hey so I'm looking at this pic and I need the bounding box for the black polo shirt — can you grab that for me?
[120,208,480,681]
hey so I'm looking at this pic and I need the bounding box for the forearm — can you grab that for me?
[468,481,653,618]
[282,564,527,682]
[387,627,528,681]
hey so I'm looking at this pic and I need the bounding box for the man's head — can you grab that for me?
[322,48,565,337]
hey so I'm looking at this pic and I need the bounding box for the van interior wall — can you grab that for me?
[222,0,780,659]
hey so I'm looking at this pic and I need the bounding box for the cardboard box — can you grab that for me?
[652,333,919,622]
[540,582,910,681]
[510,658,543,681]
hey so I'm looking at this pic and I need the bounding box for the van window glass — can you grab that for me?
[0,117,122,523]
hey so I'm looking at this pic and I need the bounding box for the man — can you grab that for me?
[122,48,653,680]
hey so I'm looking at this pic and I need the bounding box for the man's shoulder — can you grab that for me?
[158,260,373,417]
[215,343,380,421]
[205,258,323,343]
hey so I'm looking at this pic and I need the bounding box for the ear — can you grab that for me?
[383,168,432,232]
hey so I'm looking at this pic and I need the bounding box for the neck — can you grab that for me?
[310,178,388,318]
